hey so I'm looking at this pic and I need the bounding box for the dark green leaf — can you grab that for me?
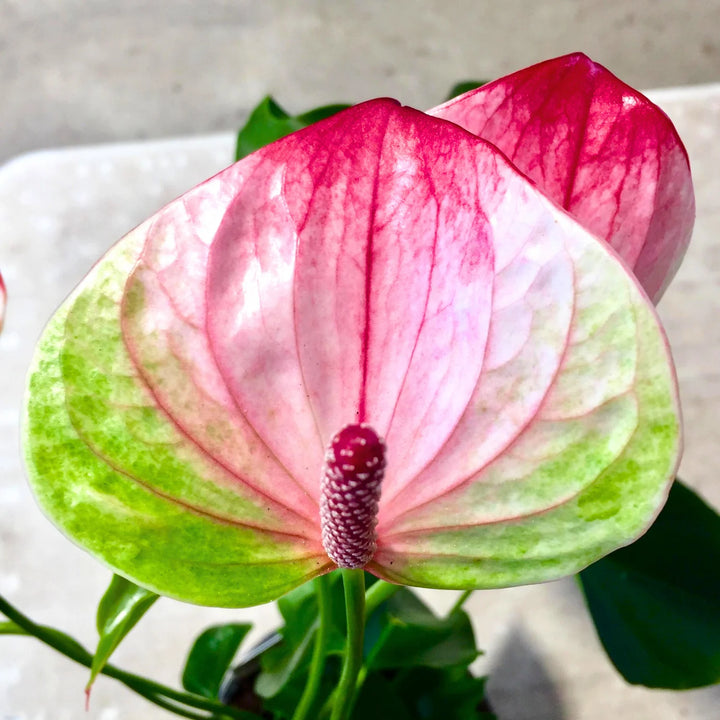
[297,104,352,125]
[352,671,414,720]
[236,97,350,160]
[444,80,487,101]
[580,480,720,688]
[365,588,480,670]
[354,666,493,720]
[87,574,159,691]
[182,623,252,699]
[396,666,492,720]
[262,655,341,720]
[254,577,488,718]
[254,618,315,699]
[255,572,346,698]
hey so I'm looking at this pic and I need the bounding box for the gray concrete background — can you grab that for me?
[2,0,720,164]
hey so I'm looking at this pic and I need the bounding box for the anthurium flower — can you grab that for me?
[24,57,689,608]
[430,53,694,302]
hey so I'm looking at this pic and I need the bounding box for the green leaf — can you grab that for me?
[255,618,315,700]
[365,588,480,670]
[354,666,493,720]
[253,579,488,719]
[444,80,487,101]
[261,655,342,720]
[352,672,414,720]
[395,666,493,720]
[87,574,159,691]
[580,480,720,688]
[255,573,346,698]
[352,587,490,719]
[182,623,252,699]
[235,96,350,160]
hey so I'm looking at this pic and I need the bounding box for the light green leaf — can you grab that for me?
[87,574,158,691]
[23,220,328,608]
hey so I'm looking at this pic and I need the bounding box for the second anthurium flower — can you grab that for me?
[24,54,693,608]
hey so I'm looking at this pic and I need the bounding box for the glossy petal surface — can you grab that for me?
[430,53,695,302]
[24,99,681,605]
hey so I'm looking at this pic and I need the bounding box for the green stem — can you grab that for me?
[364,579,400,617]
[331,569,366,720]
[0,593,247,719]
[292,574,332,720]
[118,687,216,720]
[351,620,393,706]
[347,579,401,707]
[448,589,473,617]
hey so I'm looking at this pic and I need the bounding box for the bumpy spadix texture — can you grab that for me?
[24,54,690,607]
[320,425,387,568]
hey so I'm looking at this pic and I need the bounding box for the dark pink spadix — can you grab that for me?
[320,424,387,568]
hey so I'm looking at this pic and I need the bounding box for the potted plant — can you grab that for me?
[2,53,718,719]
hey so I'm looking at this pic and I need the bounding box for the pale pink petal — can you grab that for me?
[122,161,320,532]
[371,163,680,588]
[207,102,495,497]
[379,162,577,520]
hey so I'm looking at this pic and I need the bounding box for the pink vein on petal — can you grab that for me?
[121,164,320,524]
[64,397,316,543]
[377,134,443,454]
[379,389,639,540]
[206,116,384,501]
[379,165,575,522]
[288,104,497,498]
[364,109,495,493]
[379,206,646,539]
[290,103,394,443]
[429,52,694,303]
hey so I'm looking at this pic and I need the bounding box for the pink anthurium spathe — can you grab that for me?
[24,61,688,608]
[430,53,694,303]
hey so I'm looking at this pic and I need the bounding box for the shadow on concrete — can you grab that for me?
[485,625,567,720]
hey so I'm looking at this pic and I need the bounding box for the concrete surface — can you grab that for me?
[2,0,720,163]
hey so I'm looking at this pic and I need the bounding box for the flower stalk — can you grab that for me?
[291,573,333,720]
[331,569,367,720]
